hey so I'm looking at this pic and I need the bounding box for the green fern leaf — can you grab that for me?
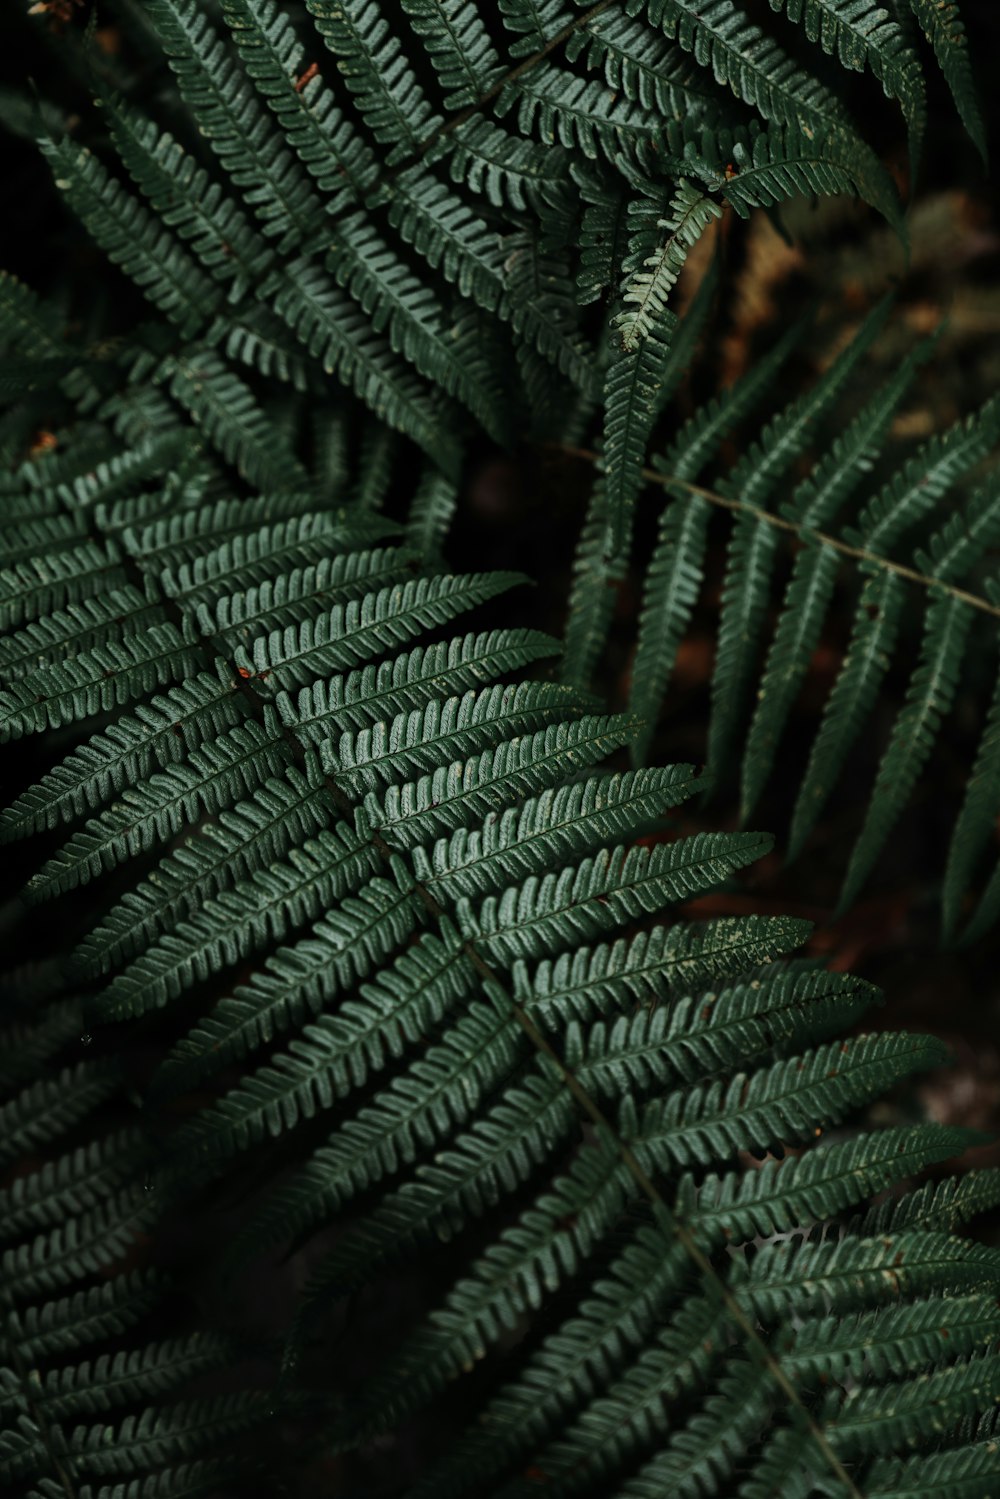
[837,591,972,911]
[602,184,721,548]
[944,661,1000,944]
[332,680,592,793]
[787,568,905,859]
[267,259,462,471]
[400,0,504,110]
[706,296,893,784]
[146,0,318,246]
[769,0,927,169]
[151,876,418,1097]
[233,570,527,689]
[627,316,803,762]
[306,0,443,164]
[220,0,380,205]
[40,140,217,339]
[0,623,200,743]
[906,0,987,161]
[0,1063,120,1171]
[284,628,562,739]
[26,717,287,902]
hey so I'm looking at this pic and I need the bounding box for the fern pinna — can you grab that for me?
[1,402,1000,1495]
[566,295,1000,933]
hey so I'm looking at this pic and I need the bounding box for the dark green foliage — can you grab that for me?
[0,424,998,1493]
[568,307,1000,930]
[2,0,981,491]
[2,1,997,1496]
[0,985,268,1496]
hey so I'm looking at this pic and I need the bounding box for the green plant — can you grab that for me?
[2,2,999,1496]
[565,301,1000,931]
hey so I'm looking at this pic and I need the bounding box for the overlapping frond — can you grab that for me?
[0,978,264,1496]
[2,423,997,1497]
[7,0,982,513]
[570,304,1000,928]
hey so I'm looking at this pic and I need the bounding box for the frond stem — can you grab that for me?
[552,441,1000,621]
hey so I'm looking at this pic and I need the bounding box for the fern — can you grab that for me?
[566,304,1000,930]
[3,2,997,1495]
[0,987,267,1495]
[0,416,997,1493]
[4,0,981,499]
[906,0,987,161]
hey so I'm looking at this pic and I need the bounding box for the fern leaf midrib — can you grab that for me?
[552,441,1000,623]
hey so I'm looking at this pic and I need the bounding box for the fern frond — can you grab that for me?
[370,713,643,845]
[232,569,527,689]
[0,1129,146,1242]
[401,0,504,111]
[643,0,841,124]
[321,213,511,440]
[0,269,68,357]
[331,680,600,793]
[26,717,287,901]
[36,1335,236,1423]
[627,316,802,758]
[98,90,271,301]
[94,821,375,1021]
[220,0,381,206]
[601,187,721,549]
[40,140,217,340]
[409,764,701,898]
[707,296,893,782]
[503,233,597,397]
[615,183,721,353]
[268,259,462,471]
[0,623,200,742]
[0,1063,120,1170]
[472,861,801,972]
[867,1433,1000,1496]
[498,0,576,55]
[770,0,927,168]
[145,0,318,246]
[14,1274,165,1365]
[287,630,560,741]
[74,768,335,977]
[785,567,905,859]
[836,590,971,910]
[436,116,569,210]
[306,0,443,164]
[502,63,674,162]
[906,0,986,161]
[605,307,1000,915]
[0,674,230,837]
[567,9,734,126]
[163,348,309,492]
[152,876,417,1097]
